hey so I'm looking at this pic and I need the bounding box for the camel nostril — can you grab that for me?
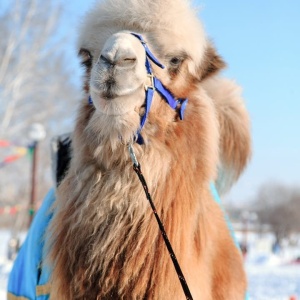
[100,54,114,66]
[124,57,136,62]
[100,53,136,68]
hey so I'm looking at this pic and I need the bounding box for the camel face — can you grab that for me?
[90,32,148,116]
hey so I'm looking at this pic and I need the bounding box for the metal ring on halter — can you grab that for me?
[119,133,138,146]
[144,74,155,91]
[127,143,139,167]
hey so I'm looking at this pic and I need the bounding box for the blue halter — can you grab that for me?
[89,33,188,145]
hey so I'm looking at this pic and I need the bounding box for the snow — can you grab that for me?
[0,229,299,300]
[247,264,300,300]
[0,231,13,300]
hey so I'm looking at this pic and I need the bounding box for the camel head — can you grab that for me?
[87,32,147,116]
[77,0,225,146]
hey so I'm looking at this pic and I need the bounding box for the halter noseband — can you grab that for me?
[89,32,188,145]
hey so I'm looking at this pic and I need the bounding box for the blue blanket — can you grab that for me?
[7,189,54,300]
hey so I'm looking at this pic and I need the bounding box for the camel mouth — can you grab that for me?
[90,81,144,102]
[100,77,117,100]
[102,92,115,100]
[89,80,146,117]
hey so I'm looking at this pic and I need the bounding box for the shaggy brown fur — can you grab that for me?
[46,0,251,299]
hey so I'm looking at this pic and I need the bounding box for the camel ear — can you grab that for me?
[199,43,226,81]
[79,48,92,93]
[78,48,93,69]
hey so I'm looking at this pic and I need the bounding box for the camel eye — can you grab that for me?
[168,52,188,70]
[79,48,93,68]
[170,57,182,66]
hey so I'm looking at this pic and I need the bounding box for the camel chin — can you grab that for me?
[89,86,145,116]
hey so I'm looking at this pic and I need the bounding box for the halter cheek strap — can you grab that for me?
[88,33,188,145]
[131,33,188,144]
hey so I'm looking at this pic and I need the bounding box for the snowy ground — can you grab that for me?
[0,231,13,300]
[0,229,299,300]
[247,264,300,300]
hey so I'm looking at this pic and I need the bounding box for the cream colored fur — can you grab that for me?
[46,0,251,299]
[202,77,251,194]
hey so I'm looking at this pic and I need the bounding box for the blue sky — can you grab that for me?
[63,1,300,203]
[199,1,300,202]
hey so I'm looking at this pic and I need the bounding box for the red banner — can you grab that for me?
[0,205,23,215]
[0,140,28,168]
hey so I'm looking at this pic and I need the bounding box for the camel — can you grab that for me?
[45,0,251,299]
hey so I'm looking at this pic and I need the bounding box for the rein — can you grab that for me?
[128,144,193,300]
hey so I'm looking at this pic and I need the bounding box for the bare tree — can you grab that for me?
[253,183,300,243]
[0,0,78,138]
[0,0,80,228]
